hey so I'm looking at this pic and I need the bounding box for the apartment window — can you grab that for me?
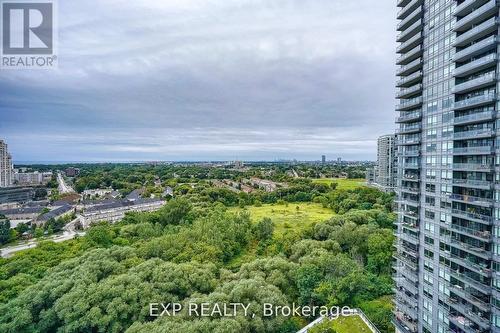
[427,115,438,125]
[494,278,500,291]
[442,125,453,137]
[423,298,433,312]
[427,101,438,113]
[441,155,452,166]
[426,143,437,152]
[427,129,438,139]
[426,156,437,166]
[494,244,500,256]
[494,315,500,328]
[440,213,451,224]
[425,236,434,246]
[424,258,434,272]
[423,311,433,326]
[441,170,451,180]
[441,184,452,195]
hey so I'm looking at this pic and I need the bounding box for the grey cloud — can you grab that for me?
[0,0,397,161]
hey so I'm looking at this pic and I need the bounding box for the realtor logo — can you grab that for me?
[1,0,57,69]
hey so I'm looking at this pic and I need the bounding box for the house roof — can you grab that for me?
[38,205,73,222]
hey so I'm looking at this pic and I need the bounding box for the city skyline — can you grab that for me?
[0,0,397,162]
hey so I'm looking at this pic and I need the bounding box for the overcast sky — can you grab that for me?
[0,0,397,162]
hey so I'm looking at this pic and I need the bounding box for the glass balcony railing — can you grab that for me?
[453,146,493,155]
[454,93,496,110]
[453,128,494,140]
[397,19,422,43]
[396,111,422,122]
[396,84,423,99]
[396,45,422,65]
[397,0,423,20]
[455,0,490,17]
[397,32,423,54]
[397,124,422,134]
[454,35,497,62]
[449,222,492,240]
[451,208,493,223]
[452,179,492,189]
[397,6,423,31]
[454,17,498,46]
[396,96,423,111]
[453,72,496,94]
[397,57,422,76]
[454,53,497,77]
[453,110,495,124]
[454,0,499,32]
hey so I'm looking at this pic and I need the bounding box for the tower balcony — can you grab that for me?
[453,72,496,94]
[453,146,494,155]
[451,208,493,224]
[397,32,423,54]
[454,17,499,47]
[397,70,423,88]
[453,128,495,140]
[454,35,497,62]
[397,19,423,43]
[396,97,423,111]
[396,84,423,99]
[453,179,493,190]
[396,111,422,123]
[454,93,496,110]
[397,6,423,31]
[396,45,423,65]
[454,0,499,32]
[397,124,422,135]
[454,53,497,78]
[397,0,424,20]
[397,57,422,76]
[455,0,491,17]
[453,110,495,125]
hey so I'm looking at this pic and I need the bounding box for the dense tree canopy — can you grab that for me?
[0,172,395,333]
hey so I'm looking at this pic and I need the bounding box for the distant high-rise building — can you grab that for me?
[321,155,326,164]
[337,157,342,163]
[0,140,13,188]
[366,166,377,185]
[376,134,397,192]
[65,167,80,177]
[394,1,500,332]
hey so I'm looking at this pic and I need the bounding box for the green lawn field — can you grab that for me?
[332,315,373,333]
[310,315,373,333]
[312,178,366,190]
[231,202,335,235]
[228,202,335,269]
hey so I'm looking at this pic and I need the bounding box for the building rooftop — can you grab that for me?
[0,207,44,215]
[84,198,164,213]
[37,205,73,222]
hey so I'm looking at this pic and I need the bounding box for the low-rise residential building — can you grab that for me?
[126,189,144,201]
[82,189,112,199]
[245,178,286,192]
[0,207,44,221]
[79,198,165,228]
[36,205,74,225]
[0,187,34,205]
[13,171,53,185]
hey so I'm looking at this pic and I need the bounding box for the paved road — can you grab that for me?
[57,172,75,194]
[1,223,85,258]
